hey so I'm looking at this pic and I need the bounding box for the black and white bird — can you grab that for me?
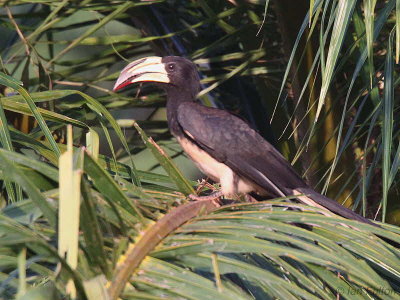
[114,56,375,225]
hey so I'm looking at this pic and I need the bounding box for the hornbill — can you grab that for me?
[114,56,375,226]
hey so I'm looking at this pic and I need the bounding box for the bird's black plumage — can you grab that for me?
[114,55,376,226]
[177,102,307,196]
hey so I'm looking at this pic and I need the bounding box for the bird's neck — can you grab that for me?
[165,87,196,137]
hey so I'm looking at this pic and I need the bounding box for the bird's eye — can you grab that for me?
[167,63,175,72]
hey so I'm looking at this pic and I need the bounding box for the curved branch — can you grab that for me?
[107,199,220,299]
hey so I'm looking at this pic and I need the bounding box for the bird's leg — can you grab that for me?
[189,191,224,201]
[189,178,222,201]
[245,194,258,203]
[195,178,211,194]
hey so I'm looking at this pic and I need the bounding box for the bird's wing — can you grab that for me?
[177,102,377,226]
[176,101,307,196]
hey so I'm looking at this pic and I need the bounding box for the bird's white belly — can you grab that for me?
[177,136,254,196]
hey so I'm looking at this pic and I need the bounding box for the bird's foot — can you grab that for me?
[189,191,223,201]
[245,194,258,203]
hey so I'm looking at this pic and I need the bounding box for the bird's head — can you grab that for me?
[113,56,200,100]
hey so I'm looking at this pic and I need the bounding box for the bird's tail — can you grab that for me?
[294,187,378,227]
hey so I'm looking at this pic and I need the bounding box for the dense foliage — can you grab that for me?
[0,0,400,299]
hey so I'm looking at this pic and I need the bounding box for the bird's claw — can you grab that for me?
[188,191,223,201]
